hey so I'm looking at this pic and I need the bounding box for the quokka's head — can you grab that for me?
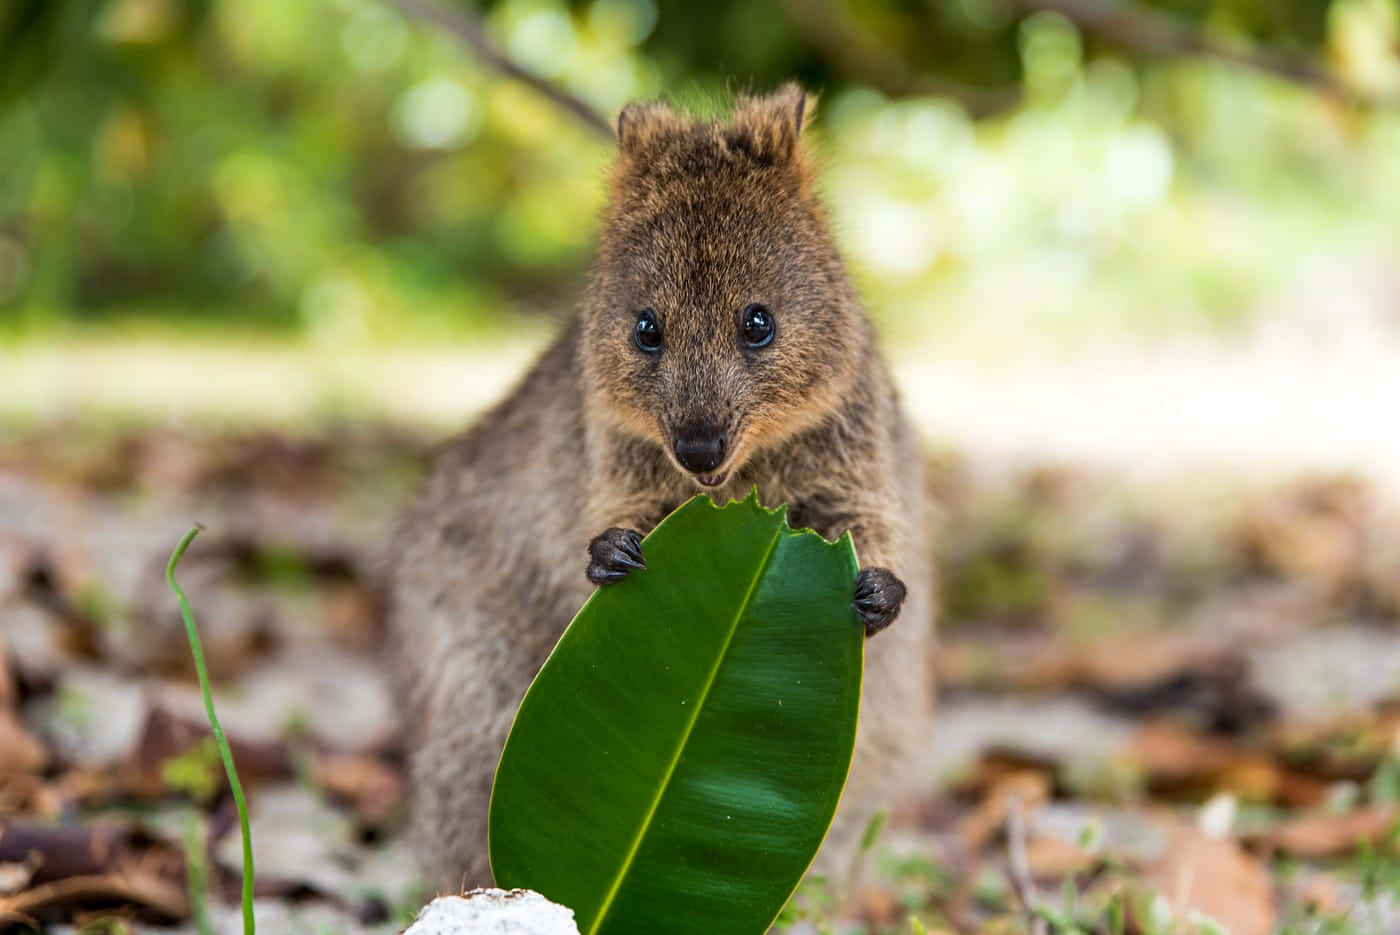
[582,83,871,489]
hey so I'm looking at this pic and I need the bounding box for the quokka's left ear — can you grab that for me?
[615,99,681,155]
[726,82,813,165]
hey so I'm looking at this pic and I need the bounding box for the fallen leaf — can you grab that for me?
[312,753,404,827]
[1131,721,1329,807]
[0,871,187,924]
[0,636,16,711]
[1139,827,1274,935]
[0,820,133,884]
[0,819,187,926]
[1266,708,1400,781]
[0,775,60,816]
[1023,833,1093,881]
[1234,477,1367,599]
[0,711,47,773]
[1017,633,1213,695]
[853,886,901,929]
[125,705,293,795]
[323,583,382,651]
[55,705,296,807]
[958,771,1050,851]
[1245,805,1398,858]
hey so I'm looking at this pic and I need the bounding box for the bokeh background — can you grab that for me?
[5,1,1400,933]
[4,0,1399,459]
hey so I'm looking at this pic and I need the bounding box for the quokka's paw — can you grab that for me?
[853,567,906,637]
[586,527,646,586]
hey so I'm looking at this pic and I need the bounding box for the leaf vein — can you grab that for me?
[584,521,785,935]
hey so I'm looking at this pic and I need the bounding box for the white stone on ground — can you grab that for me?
[404,889,579,935]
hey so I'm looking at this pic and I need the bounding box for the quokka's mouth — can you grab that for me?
[666,424,743,489]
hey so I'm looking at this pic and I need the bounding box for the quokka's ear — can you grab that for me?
[727,82,812,164]
[616,99,679,154]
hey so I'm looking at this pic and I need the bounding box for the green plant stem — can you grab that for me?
[167,523,255,935]
[184,814,213,935]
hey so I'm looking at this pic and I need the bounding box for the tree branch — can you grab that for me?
[1014,0,1397,109]
[381,0,615,138]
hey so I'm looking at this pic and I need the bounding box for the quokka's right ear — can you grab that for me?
[616,100,679,154]
[727,82,812,165]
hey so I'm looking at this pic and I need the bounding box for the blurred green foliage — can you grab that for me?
[0,0,1398,347]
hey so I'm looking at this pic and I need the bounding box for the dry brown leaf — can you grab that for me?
[0,870,187,924]
[0,775,60,816]
[1234,477,1367,598]
[1131,721,1329,807]
[953,749,1063,800]
[0,818,188,930]
[958,770,1051,851]
[1246,805,1398,858]
[1018,633,1215,694]
[0,711,47,773]
[851,887,901,930]
[1023,833,1094,881]
[312,753,404,827]
[1140,827,1274,935]
[323,583,381,651]
[128,705,293,790]
[1266,708,1400,780]
[0,821,130,883]
[0,636,16,712]
[53,705,296,808]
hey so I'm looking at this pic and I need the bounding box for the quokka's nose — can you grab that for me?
[673,427,727,474]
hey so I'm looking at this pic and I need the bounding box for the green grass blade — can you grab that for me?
[167,524,255,935]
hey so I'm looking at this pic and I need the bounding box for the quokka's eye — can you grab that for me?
[634,308,662,352]
[741,303,775,348]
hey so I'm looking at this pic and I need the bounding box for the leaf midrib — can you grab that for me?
[584,524,786,935]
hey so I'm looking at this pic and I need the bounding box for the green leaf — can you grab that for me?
[489,492,864,935]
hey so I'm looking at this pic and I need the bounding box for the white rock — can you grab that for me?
[404,890,580,935]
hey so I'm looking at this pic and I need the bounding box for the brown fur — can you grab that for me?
[386,84,935,892]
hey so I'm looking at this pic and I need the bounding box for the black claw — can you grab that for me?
[586,527,648,586]
[606,548,646,571]
[615,534,645,566]
[587,564,630,585]
[852,567,906,638]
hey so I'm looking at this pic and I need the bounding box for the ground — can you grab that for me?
[3,339,1400,935]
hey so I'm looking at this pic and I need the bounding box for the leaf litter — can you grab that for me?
[2,425,1400,932]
